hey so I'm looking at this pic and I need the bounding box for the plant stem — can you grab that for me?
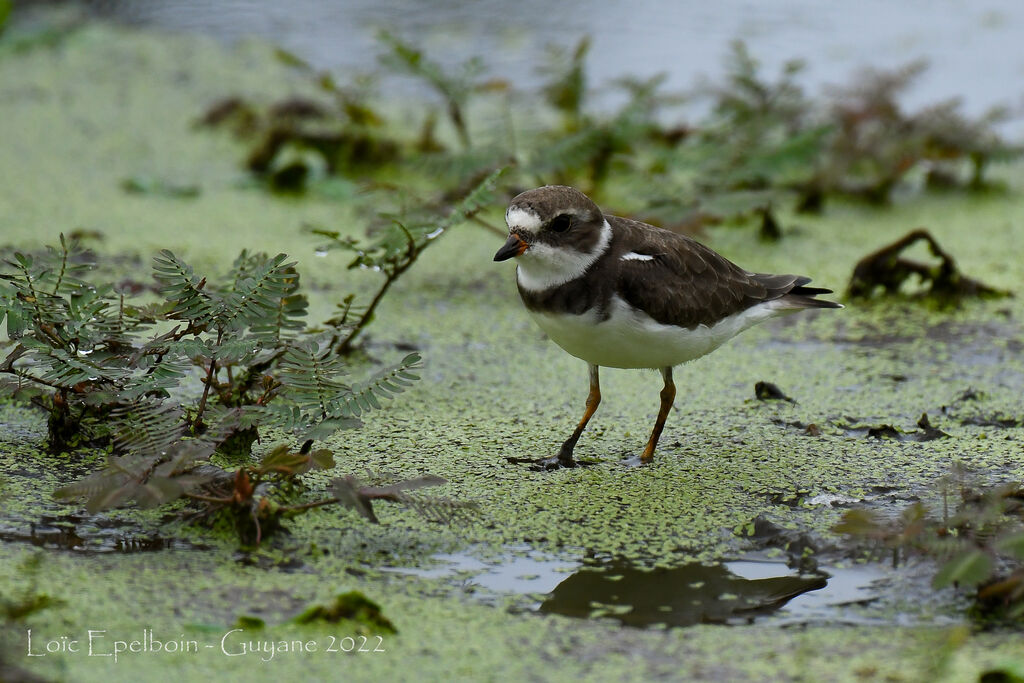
[183,492,234,504]
[0,343,27,371]
[334,229,418,355]
[284,497,339,513]
[193,330,221,430]
[470,215,506,236]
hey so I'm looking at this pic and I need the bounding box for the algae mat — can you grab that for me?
[1,21,1024,682]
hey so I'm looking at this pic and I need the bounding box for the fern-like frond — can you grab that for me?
[330,472,478,525]
[219,252,299,331]
[212,337,264,363]
[167,337,214,359]
[277,340,350,419]
[121,354,191,401]
[110,400,186,457]
[250,291,308,343]
[54,442,216,513]
[334,352,421,418]
[44,234,95,296]
[53,454,161,513]
[442,166,505,227]
[246,259,308,343]
[393,492,481,525]
[323,294,367,329]
[35,347,129,387]
[152,249,214,322]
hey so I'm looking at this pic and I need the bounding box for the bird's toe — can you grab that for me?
[506,455,577,471]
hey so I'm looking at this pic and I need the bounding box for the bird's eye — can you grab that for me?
[549,214,572,233]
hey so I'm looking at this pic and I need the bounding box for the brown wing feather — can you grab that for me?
[608,216,821,329]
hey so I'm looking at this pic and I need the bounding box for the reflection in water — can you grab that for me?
[386,548,889,626]
[539,558,827,627]
[0,513,204,553]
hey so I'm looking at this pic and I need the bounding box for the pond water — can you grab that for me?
[386,547,894,628]
[47,0,1024,133]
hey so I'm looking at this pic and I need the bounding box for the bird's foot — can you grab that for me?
[507,443,597,470]
[621,454,653,467]
[506,454,577,471]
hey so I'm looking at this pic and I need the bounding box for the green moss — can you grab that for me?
[3,18,1024,683]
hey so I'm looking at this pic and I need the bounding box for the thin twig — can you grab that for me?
[470,215,506,236]
[334,227,419,355]
[183,492,234,504]
[284,497,340,513]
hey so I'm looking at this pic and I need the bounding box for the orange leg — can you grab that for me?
[552,364,601,467]
[640,367,675,464]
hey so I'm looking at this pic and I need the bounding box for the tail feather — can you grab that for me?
[790,284,837,298]
[780,293,843,309]
[755,273,843,310]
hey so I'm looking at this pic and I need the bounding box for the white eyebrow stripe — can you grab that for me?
[621,252,655,261]
[505,207,542,234]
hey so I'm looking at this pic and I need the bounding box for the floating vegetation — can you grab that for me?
[0,553,63,682]
[838,413,950,442]
[120,176,201,199]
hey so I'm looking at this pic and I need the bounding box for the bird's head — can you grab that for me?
[493,186,609,276]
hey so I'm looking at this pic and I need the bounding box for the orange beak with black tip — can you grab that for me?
[494,233,529,262]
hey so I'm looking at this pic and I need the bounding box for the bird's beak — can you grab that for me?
[493,233,529,262]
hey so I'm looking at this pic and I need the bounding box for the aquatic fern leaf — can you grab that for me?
[54,454,159,513]
[110,401,186,456]
[444,166,505,226]
[212,337,264,363]
[277,340,350,418]
[932,549,994,589]
[168,337,214,359]
[220,252,298,330]
[152,250,214,322]
[257,443,335,475]
[35,347,128,387]
[394,493,481,525]
[332,353,421,418]
[250,290,308,343]
[120,354,191,401]
[330,473,477,525]
[54,443,214,513]
[330,475,380,523]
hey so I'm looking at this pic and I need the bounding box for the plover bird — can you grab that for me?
[494,185,841,468]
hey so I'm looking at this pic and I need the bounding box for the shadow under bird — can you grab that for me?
[494,185,841,469]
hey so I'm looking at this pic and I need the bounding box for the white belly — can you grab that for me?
[528,296,783,369]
